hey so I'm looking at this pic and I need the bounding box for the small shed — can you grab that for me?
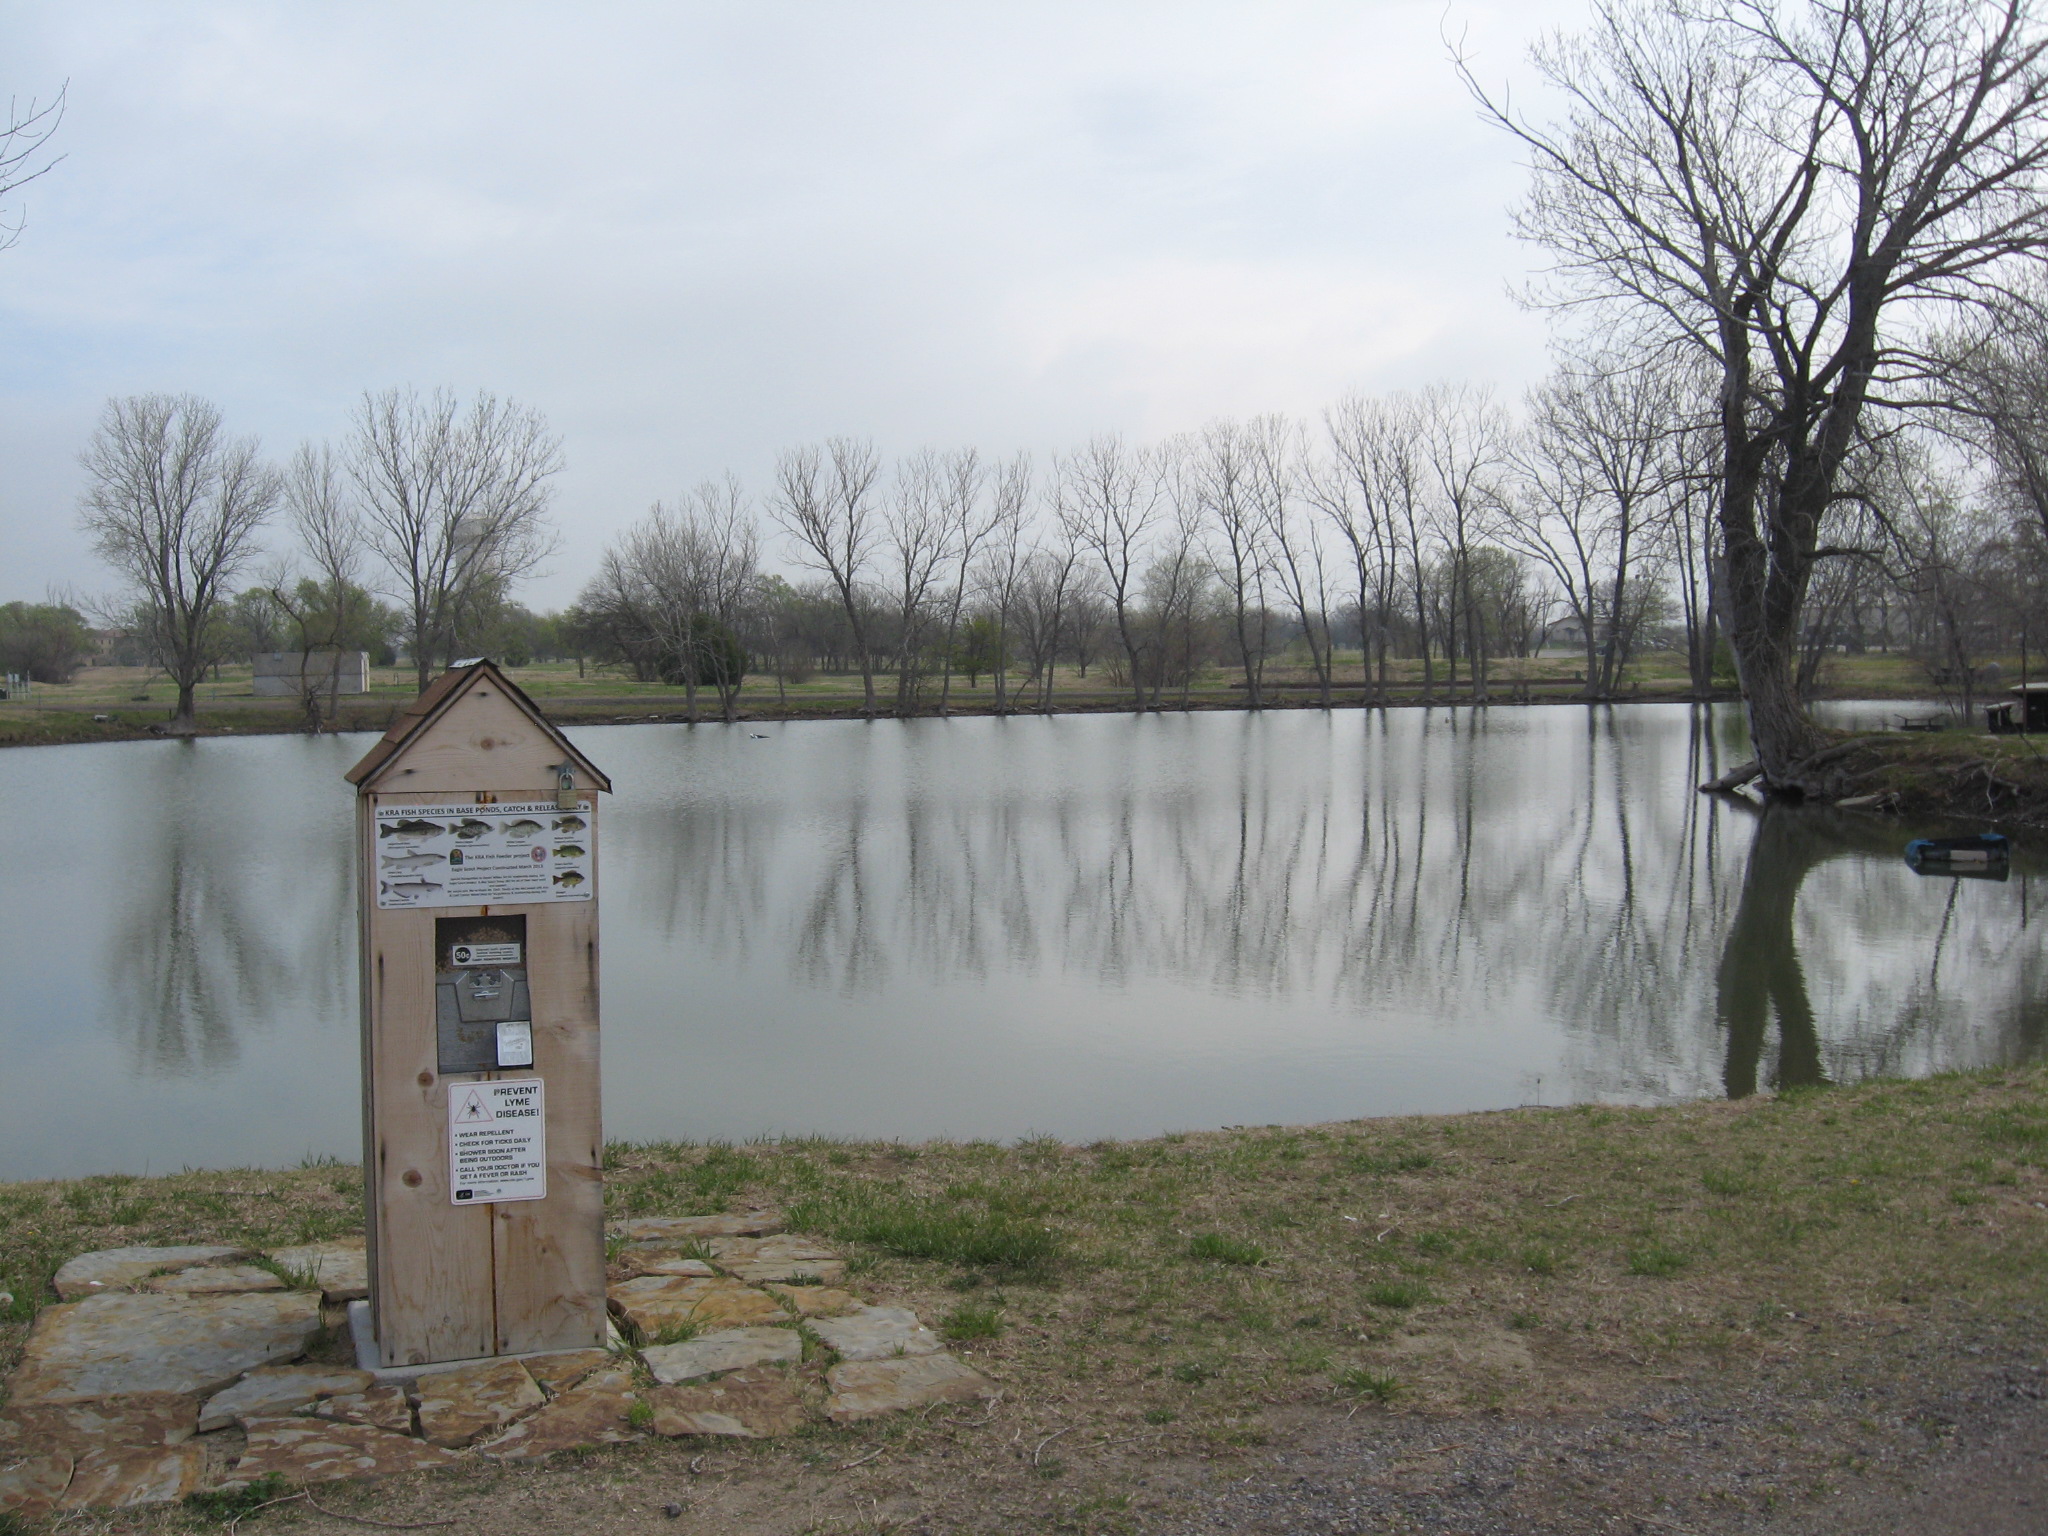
[2008,682,2048,733]
[345,661,612,1369]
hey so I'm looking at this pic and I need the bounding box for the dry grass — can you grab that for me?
[4,1068,2046,1531]
[13,1070,2046,1423]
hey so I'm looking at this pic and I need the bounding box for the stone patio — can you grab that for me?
[0,1210,994,1518]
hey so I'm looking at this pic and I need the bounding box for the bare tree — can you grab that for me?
[1944,281,2048,542]
[933,449,998,713]
[1147,438,1212,707]
[582,482,759,721]
[1507,361,1680,695]
[978,454,1033,715]
[1247,415,1334,707]
[1196,419,1276,707]
[1315,394,1422,701]
[1057,435,1159,709]
[78,395,281,731]
[1468,0,2048,788]
[773,438,883,715]
[348,387,561,690]
[1416,384,1511,698]
[1016,539,1083,710]
[270,442,368,731]
[0,84,64,253]
[882,450,958,715]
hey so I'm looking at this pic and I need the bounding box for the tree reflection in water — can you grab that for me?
[105,739,352,1077]
[1715,799,2048,1097]
[611,706,2044,1116]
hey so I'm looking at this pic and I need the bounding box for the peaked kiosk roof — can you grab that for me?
[345,659,612,792]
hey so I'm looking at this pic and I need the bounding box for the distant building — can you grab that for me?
[252,650,370,697]
[1535,615,1589,652]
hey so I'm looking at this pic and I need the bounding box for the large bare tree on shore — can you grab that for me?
[79,395,281,731]
[348,387,561,690]
[1468,0,2048,791]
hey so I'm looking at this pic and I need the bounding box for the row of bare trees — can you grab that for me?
[576,364,1723,720]
[78,388,560,730]
[581,336,2048,725]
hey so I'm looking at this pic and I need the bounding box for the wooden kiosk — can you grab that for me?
[345,661,612,1369]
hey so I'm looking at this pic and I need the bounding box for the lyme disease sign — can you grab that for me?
[448,1078,547,1204]
[375,800,593,908]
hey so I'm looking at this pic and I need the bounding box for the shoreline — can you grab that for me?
[0,681,1898,752]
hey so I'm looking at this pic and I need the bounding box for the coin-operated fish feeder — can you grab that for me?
[344,660,611,1372]
[1905,832,2012,882]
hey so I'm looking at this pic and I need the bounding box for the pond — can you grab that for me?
[0,703,2040,1180]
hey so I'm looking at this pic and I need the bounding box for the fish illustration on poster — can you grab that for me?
[375,800,595,908]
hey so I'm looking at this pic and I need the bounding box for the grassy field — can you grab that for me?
[0,649,1993,751]
[4,1067,2045,1530]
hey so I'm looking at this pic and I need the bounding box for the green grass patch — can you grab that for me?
[1626,1242,1690,1278]
[789,1189,1061,1275]
[939,1300,1007,1341]
[1347,1149,1436,1175]
[1335,1367,1402,1401]
[185,1473,289,1522]
[1185,1233,1266,1266]
[1364,1279,1432,1309]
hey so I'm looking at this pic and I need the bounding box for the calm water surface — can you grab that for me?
[0,704,2040,1180]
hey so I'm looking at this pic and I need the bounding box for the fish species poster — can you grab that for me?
[374,800,594,908]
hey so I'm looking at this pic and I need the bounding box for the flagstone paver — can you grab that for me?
[226,1417,462,1487]
[640,1326,802,1385]
[312,1385,414,1434]
[52,1246,253,1301]
[807,1305,943,1362]
[413,1358,545,1447]
[57,1444,208,1510]
[614,1252,717,1280]
[9,1292,323,1405]
[615,1211,783,1242]
[766,1284,862,1318]
[0,1454,72,1518]
[704,1234,845,1282]
[824,1355,996,1421]
[142,1264,286,1296]
[477,1364,641,1462]
[609,1275,786,1335]
[646,1367,810,1438]
[1,1391,198,1451]
[525,1349,615,1395]
[199,1365,375,1432]
[3,1217,978,1511]
[264,1239,370,1303]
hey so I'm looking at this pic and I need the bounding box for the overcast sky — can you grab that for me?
[2,1,1586,610]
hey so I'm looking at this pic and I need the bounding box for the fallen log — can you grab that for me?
[1698,758,1763,794]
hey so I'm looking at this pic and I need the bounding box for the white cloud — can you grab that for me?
[0,0,1588,605]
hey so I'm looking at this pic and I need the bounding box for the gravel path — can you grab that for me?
[1165,1319,2047,1534]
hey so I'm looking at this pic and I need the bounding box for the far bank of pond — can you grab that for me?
[0,702,2039,1183]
